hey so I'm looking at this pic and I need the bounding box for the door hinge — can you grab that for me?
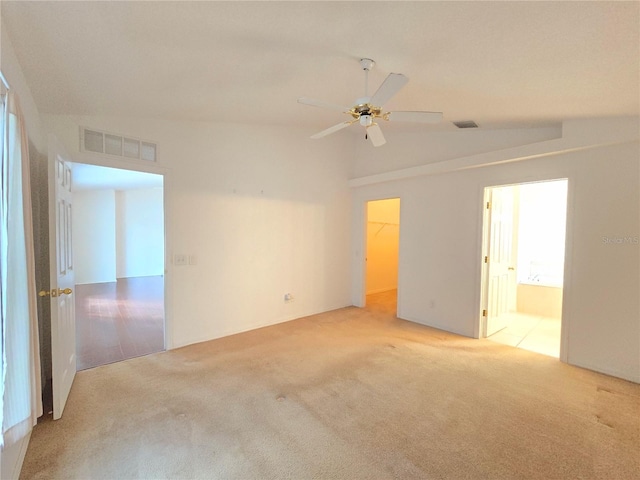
[484,255,488,263]
[482,309,487,317]
[486,201,491,209]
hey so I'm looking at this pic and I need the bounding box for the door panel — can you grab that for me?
[486,186,515,337]
[49,135,76,420]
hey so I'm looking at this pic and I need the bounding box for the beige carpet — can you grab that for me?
[21,291,640,479]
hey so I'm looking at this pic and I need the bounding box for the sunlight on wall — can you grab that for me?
[517,180,568,286]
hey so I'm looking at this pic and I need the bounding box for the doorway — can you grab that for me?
[71,163,165,370]
[365,198,400,315]
[480,179,568,358]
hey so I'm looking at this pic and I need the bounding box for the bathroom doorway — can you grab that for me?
[480,179,568,358]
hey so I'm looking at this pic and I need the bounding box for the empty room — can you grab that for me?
[1,2,638,479]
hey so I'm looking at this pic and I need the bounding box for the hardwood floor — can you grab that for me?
[75,276,165,370]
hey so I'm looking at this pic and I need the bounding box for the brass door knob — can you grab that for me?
[38,288,73,297]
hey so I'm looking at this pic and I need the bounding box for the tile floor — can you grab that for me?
[486,312,561,358]
[75,276,165,370]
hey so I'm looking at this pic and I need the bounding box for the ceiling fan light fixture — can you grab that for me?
[299,58,444,147]
[360,114,373,127]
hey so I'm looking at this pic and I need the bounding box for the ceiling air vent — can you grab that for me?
[81,127,157,162]
[453,120,479,129]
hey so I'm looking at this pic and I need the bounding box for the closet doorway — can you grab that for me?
[365,198,401,315]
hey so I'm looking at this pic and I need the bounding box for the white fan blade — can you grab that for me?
[298,97,350,112]
[311,120,355,139]
[388,111,443,123]
[370,73,409,107]
[366,123,386,147]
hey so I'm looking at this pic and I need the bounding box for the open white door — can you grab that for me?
[47,134,76,419]
[485,186,515,337]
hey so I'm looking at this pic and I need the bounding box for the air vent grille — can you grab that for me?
[81,127,157,162]
[453,120,479,129]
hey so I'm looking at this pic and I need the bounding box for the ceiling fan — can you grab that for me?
[298,58,443,147]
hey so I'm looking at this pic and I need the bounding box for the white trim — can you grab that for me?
[69,158,172,351]
[559,178,576,364]
[477,179,569,364]
[401,314,471,339]
[568,359,640,385]
[475,186,492,339]
[0,71,9,90]
[359,196,402,315]
[348,118,639,188]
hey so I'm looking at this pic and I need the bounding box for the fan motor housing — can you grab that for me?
[350,103,383,120]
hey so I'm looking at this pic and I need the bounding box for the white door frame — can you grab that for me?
[65,152,172,351]
[355,196,402,316]
[478,178,570,362]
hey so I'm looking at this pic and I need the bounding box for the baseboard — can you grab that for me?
[399,314,474,338]
[170,303,354,350]
[1,430,31,480]
[568,358,640,384]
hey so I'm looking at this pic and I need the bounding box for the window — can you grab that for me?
[0,75,43,447]
[516,180,568,287]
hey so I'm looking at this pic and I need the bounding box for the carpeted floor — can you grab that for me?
[20,291,640,479]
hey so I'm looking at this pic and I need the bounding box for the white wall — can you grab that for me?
[351,118,639,383]
[366,198,400,294]
[0,24,44,153]
[72,186,163,283]
[352,126,562,178]
[73,190,117,284]
[116,188,164,278]
[42,114,354,349]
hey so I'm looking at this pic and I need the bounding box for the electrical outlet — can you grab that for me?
[174,254,188,266]
[284,293,293,303]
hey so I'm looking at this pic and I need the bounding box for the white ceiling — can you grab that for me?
[2,1,639,133]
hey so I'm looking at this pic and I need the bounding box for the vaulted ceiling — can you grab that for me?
[2,1,639,133]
